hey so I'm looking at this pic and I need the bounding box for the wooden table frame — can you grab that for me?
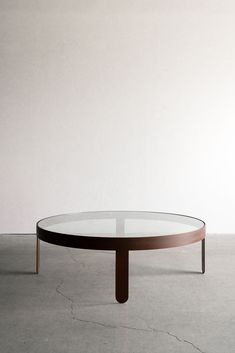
[36,212,206,303]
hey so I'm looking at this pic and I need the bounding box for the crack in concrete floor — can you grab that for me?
[55,280,207,353]
[148,326,206,353]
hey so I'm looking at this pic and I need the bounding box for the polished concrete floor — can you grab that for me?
[0,234,234,353]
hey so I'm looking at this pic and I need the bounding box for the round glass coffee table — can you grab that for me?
[36,211,206,303]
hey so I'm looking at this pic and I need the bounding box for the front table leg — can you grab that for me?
[116,250,129,303]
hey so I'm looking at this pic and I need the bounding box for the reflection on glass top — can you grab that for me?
[38,211,204,238]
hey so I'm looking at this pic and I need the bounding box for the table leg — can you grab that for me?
[36,235,40,274]
[116,218,125,235]
[115,250,129,303]
[202,238,205,274]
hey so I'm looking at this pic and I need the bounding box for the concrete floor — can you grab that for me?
[0,234,234,353]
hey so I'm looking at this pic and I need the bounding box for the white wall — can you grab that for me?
[1,1,235,233]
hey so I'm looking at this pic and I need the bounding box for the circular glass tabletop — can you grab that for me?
[37,211,205,238]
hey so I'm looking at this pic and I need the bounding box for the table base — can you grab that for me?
[35,237,205,303]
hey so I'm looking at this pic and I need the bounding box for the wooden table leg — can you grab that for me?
[202,238,205,274]
[36,235,40,274]
[115,249,129,303]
